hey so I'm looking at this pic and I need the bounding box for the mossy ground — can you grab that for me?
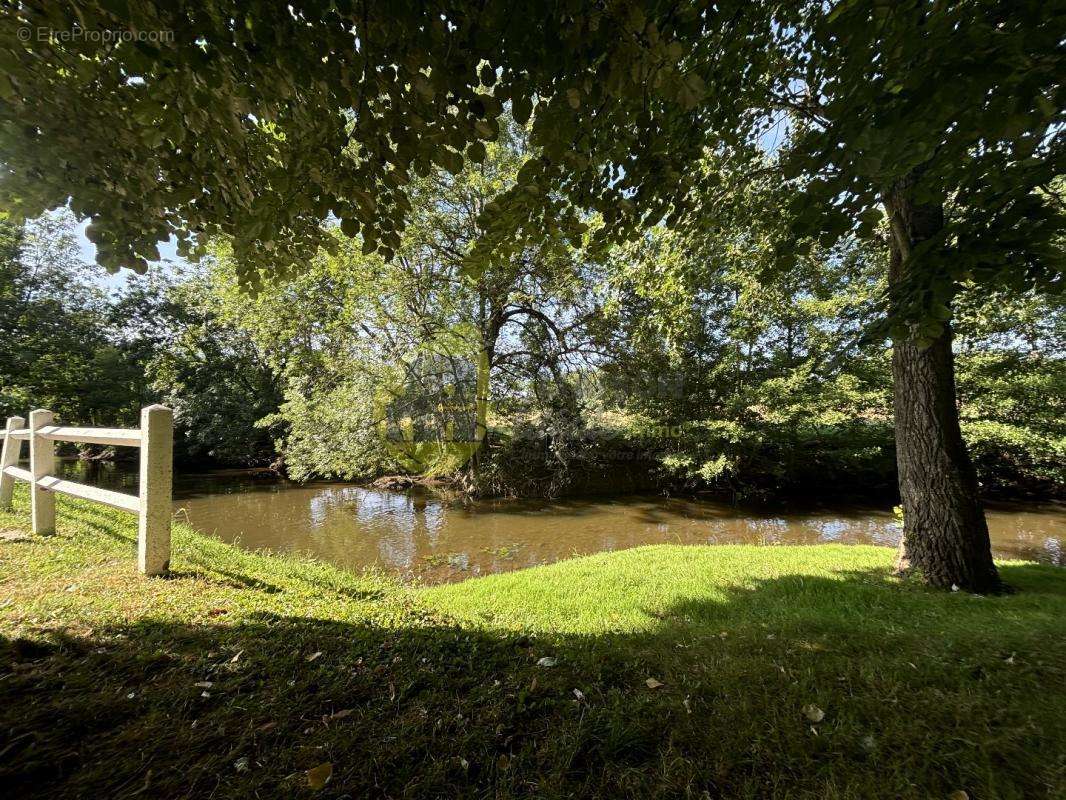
[1,486,1064,798]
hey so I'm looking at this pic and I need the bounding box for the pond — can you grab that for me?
[57,460,1065,583]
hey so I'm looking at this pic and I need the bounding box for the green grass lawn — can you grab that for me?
[1,487,1064,799]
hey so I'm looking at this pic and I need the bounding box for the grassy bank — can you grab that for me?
[1,488,1064,799]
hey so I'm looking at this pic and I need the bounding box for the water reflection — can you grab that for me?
[56,460,1066,583]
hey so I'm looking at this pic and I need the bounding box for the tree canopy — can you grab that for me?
[1,3,1059,313]
[3,0,751,277]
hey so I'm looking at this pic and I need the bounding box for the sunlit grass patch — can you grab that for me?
[423,543,903,633]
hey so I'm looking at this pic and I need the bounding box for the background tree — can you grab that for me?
[0,208,144,426]
[602,156,1064,503]
[602,153,894,497]
[209,120,605,481]
[952,285,1066,496]
[112,269,283,465]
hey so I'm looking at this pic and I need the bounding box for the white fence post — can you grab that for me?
[29,409,55,535]
[0,415,26,510]
[138,404,173,576]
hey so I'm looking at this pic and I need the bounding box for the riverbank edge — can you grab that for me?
[2,486,1065,799]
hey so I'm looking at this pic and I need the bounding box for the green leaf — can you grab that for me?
[512,95,533,125]
[466,140,487,163]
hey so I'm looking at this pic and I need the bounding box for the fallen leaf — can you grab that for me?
[256,721,276,733]
[306,651,323,662]
[646,677,664,689]
[497,754,510,771]
[802,704,825,723]
[459,757,469,770]
[328,708,354,720]
[229,650,244,663]
[193,681,214,689]
[207,608,228,617]
[948,792,969,800]
[572,688,585,701]
[307,762,332,790]
[233,757,250,773]
[536,657,557,667]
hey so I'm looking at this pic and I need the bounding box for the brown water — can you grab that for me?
[59,460,1065,583]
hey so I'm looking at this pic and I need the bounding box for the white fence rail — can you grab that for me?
[0,405,173,575]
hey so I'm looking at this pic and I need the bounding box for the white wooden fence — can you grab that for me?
[0,405,173,575]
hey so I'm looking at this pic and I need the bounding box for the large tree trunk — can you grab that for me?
[883,178,1001,593]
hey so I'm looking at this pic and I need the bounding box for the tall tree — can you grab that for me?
[759,3,1063,591]
[0,1,1060,589]
[0,209,142,425]
[209,120,602,479]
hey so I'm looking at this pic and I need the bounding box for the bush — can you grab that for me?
[655,418,897,500]
[475,418,661,498]
[270,381,399,481]
[963,420,1066,497]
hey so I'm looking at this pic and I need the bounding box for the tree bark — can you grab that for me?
[468,304,501,477]
[472,345,491,451]
[883,178,1001,593]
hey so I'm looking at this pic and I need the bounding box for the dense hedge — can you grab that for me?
[475,415,1063,501]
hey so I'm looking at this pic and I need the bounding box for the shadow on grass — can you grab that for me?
[163,567,285,595]
[2,561,1065,800]
[67,513,137,545]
